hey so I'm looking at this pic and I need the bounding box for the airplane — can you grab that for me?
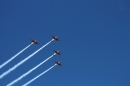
[52,36,59,41]
[54,50,61,55]
[31,39,38,44]
[55,61,62,66]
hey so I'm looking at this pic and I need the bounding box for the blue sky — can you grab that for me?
[0,0,130,86]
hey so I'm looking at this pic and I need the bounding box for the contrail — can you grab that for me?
[0,39,54,79]
[7,53,56,86]
[0,43,33,69]
[22,65,56,86]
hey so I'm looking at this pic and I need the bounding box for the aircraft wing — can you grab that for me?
[56,39,59,41]
[59,64,62,66]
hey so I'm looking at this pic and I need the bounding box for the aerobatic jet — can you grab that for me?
[54,50,61,55]
[55,61,62,66]
[31,39,38,44]
[52,36,59,41]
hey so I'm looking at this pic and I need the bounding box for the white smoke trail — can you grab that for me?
[0,43,33,69]
[22,65,56,86]
[7,53,56,86]
[0,39,54,79]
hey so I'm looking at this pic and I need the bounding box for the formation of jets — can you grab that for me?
[52,36,62,65]
[31,35,59,44]
[32,36,62,65]
[0,35,62,85]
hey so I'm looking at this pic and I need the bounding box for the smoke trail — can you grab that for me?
[0,43,33,69]
[7,53,56,86]
[22,65,56,86]
[0,39,54,79]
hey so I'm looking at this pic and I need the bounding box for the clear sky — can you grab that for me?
[0,0,130,86]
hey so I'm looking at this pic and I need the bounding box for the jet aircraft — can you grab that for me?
[31,39,38,44]
[52,36,59,41]
[55,61,62,66]
[54,50,61,55]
